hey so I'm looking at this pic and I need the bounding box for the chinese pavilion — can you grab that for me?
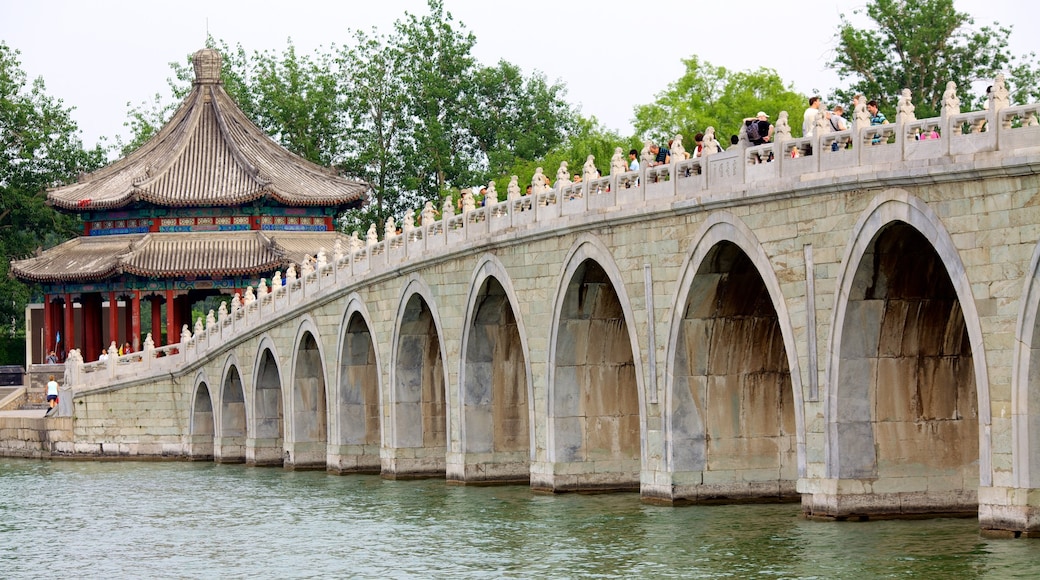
[11,48,367,361]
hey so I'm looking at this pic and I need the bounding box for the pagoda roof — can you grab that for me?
[10,231,349,283]
[49,48,368,212]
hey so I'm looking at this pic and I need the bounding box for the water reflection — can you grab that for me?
[1,459,1038,578]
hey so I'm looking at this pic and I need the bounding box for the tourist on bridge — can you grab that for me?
[649,143,670,166]
[743,111,774,146]
[628,149,639,171]
[46,375,59,409]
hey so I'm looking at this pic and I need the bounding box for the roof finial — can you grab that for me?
[192,47,222,85]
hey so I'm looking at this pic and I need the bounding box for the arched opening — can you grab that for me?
[249,348,284,466]
[391,293,446,477]
[835,222,978,513]
[671,241,797,501]
[552,258,639,491]
[289,331,328,469]
[216,365,246,463]
[189,381,214,460]
[459,276,529,483]
[333,311,381,473]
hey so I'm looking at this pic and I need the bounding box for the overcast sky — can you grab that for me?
[2,0,1037,150]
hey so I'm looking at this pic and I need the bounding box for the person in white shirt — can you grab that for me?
[803,96,822,138]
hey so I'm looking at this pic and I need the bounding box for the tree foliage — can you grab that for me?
[829,0,1040,118]
[0,42,105,350]
[633,56,805,145]
[121,0,576,235]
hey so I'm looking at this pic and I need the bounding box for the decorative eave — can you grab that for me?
[48,48,368,213]
[10,231,348,284]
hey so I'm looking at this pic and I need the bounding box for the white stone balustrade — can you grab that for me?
[64,97,1040,394]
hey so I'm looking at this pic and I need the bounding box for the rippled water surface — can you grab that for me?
[2,459,1039,578]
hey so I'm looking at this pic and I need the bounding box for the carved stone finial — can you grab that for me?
[610,147,626,176]
[774,111,792,142]
[941,81,960,118]
[218,301,228,321]
[403,210,416,233]
[441,196,455,218]
[421,202,436,227]
[462,189,476,213]
[333,239,344,262]
[854,95,871,132]
[556,162,569,190]
[531,168,547,195]
[991,73,1009,113]
[384,216,396,239]
[507,176,521,200]
[206,309,216,330]
[316,248,327,269]
[301,256,315,276]
[485,181,498,204]
[108,341,118,356]
[181,324,192,344]
[286,263,297,281]
[144,333,155,350]
[271,271,282,291]
[349,231,362,252]
[366,223,379,246]
[701,127,721,156]
[671,135,686,160]
[244,286,256,305]
[583,155,598,182]
[896,88,916,125]
[257,278,268,298]
[194,317,205,336]
[641,140,654,167]
[231,292,242,311]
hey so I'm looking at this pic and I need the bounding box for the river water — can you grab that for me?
[1,459,1037,578]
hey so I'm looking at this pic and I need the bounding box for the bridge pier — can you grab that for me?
[284,441,327,470]
[978,487,1040,537]
[245,437,284,466]
[187,433,213,461]
[445,451,529,485]
[213,436,245,463]
[641,471,798,505]
[799,478,977,520]
[327,444,380,474]
[380,446,446,479]
[529,460,640,493]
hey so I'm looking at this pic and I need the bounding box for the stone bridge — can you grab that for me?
[45,100,1040,534]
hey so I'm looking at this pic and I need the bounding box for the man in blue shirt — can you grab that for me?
[649,143,670,166]
[867,99,888,144]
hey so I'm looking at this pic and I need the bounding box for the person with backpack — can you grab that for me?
[743,111,773,146]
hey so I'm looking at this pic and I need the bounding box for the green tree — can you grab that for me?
[633,56,805,145]
[0,42,106,359]
[829,0,1040,118]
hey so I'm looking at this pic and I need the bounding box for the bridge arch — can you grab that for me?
[1012,238,1040,488]
[215,353,247,463]
[387,275,449,477]
[662,211,805,502]
[248,334,285,466]
[542,234,646,491]
[330,295,383,473]
[452,253,533,483]
[287,315,330,469]
[822,190,991,515]
[189,371,214,460]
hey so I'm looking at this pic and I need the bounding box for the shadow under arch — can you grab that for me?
[215,352,247,464]
[452,253,533,484]
[287,315,329,470]
[660,211,806,503]
[248,334,285,466]
[330,295,382,474]
[540,234,647,492]
[189,371,214,461]
[386,275,449,478]
[818,190,989,518]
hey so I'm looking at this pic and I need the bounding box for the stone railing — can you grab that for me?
[64,98,1040,394]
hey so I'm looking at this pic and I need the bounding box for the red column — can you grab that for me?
[131,290,141,351]
[63,293,75,357]
[42,294,52,356]
[150,296,163,346]
[165,290,176,346]
[82,293,101,360]
[108,291,119,349]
